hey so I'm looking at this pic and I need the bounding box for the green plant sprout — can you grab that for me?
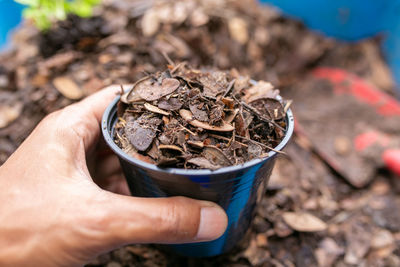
[15,0,101,30]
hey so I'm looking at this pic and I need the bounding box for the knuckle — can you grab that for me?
[56,105,91,140]
[79,193,114,236]
[158,198,185,238]
[157,197,196,240]
[39,110,61,128]
[89,207,113,231]
[70,120,91,142]
[35,111,62,137]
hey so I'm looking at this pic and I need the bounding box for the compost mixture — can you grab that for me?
[1,0,399,266]
[114,64,289,169]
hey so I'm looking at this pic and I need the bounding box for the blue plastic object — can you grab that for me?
[0,0,24,49]
[260,0,400,95]
[102,94,294,257]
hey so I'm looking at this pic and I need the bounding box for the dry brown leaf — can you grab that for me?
[282,212,327,232]
[141,9,160,37]
[250,98,285,120]
[203,146,232,166]
[137,78,180,101]
[190,8,209,27]
[228,17,249,45]
[344,217,372,265]
[0,103,23,128]
[179,109,234,132]
[189,103,208,121]
[371,229,394,249]
[53,76,84,100]
[98,31,137,48]
[315,238,344,267]
[244,81,276,103]
[242,239,271,266]
[187,157,220,170]
[39,51,81,70]
[157,97,182,111]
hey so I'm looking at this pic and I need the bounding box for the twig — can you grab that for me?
[234,96,286,131]
[179,124,197,136]
[235,135,286,155]
[208,133,230,141]
[208,133,248,148]
[222,79,236,97]
[171,61,187,74]
[162,51,175,66]
[284,100,293,113]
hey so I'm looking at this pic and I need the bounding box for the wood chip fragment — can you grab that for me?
[126,147,155,164]
[0,102,23,128]
[187,140,204,148]
[141,9,160,36]
[282,212,327,232]
[125,115,162,151]
[224,108,239,123]
[53,76,84,100]
[158,144,184,153]
[144,103,170,116]
[228,17,249,45]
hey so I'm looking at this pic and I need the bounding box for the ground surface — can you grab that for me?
[0,0,399,266]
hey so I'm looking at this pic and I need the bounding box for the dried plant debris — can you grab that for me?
[114,65,289,169]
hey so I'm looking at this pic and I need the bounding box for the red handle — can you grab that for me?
[383,149,400,176]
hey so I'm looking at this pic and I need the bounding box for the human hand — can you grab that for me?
[0,86,227,267]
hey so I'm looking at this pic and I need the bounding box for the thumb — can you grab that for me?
[93,193,228,248]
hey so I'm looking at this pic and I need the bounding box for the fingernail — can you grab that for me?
[196,206,228,241]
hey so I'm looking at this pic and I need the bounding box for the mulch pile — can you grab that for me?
[0,0,399,266]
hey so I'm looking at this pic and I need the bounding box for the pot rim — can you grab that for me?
[102,95,294,176]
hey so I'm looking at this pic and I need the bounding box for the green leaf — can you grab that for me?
[67,1,93,17]
[54,0,67,20]
[23,7,52,30]
[85,0,101,5]
[14,0,39,6]
[14,0,102,31]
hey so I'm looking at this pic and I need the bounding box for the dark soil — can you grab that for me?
[39,15,111,58]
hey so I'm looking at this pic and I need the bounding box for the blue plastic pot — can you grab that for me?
[0,0,24,49]
[102,95,294,257]
[260,0,400,96]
